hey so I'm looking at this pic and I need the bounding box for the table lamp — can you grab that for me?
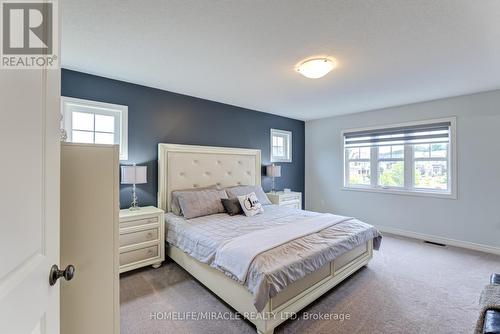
[121,164,147,210]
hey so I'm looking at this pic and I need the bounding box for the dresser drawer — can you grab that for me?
[120,228,159,247]
[120,216,158,228]
[120,245,159,266]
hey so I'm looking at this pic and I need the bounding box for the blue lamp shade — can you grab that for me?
[121,165,147,185]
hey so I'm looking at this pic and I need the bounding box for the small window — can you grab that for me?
[343,118,456,198]
[270,129,292,162]
[62,97,128,160]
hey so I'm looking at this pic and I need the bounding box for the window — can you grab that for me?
[62,97,128,160]
[270,129,292,162]
[343,118,456,198]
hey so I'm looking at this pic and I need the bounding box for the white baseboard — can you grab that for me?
[376,225,500,256]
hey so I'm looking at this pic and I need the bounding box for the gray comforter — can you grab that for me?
[165,205,381,311]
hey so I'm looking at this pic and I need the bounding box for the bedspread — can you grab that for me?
[166,205,381,311]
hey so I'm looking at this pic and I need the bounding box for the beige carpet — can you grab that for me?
[120,234,500,334]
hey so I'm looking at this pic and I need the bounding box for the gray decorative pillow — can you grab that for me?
[221,198,243,216]
[225,185,271,205]
[171,185,219,215]
[178,189,228,219]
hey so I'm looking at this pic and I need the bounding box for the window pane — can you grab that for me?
[72,130,94,143]
[378,161,404,187]
[414,144,430,158]
[378,146,391,159]
[95,132,115,145]
[72,112,94,131]
[431,143,448,158]
[348,148,360,159]
[95,114,115,133]
[414,161,448,190]
[359,147,370,159]
[348,161,371,185]
[392,145,404,159]
[379,145,403,159]
[273,145,285,156]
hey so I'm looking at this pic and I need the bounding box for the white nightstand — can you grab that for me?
[266,191,302,210]
[119,206,165,273]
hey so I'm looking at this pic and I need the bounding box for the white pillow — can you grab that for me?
[237,192,264,217]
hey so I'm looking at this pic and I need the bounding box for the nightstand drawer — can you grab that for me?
[119,206,165,273]
[120,228,159,247]
[120,245,159,266]
[266,191,302,210]
[120,216,158,228]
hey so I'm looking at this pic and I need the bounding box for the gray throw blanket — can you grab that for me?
[475,284,500,334]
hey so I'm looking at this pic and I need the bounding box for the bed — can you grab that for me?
[158,143,381,334]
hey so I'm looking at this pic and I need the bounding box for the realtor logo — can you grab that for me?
[1,0,58,69]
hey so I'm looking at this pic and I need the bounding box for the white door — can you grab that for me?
[0,61,61,333]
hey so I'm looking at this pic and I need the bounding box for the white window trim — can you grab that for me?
[61,96,129,161]
[270,128,292,163]
[341,117,457,199]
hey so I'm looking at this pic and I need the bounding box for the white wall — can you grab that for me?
[305,90,500,250]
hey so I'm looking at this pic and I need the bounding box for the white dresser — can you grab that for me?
[119,206,165,273]
[266,191,302,209]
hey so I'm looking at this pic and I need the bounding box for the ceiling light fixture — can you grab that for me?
[295,57,337,79]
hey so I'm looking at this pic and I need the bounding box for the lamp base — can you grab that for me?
[129,184,140,211]
[128,205,141,211]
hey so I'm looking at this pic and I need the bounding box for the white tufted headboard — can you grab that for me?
[157,143,262,212]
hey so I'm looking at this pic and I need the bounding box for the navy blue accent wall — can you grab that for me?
[61,69,305,209]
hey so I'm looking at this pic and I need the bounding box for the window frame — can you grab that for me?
[61,97,128,161]
[270,128,292,163]
[341,117,457,199]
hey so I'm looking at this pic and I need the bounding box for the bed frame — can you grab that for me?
[158,143,373,334]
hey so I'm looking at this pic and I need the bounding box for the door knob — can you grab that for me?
[49,264,75,286]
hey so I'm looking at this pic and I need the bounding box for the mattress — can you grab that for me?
[165,205,381,310]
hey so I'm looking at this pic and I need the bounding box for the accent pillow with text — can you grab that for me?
[237,192,264,217]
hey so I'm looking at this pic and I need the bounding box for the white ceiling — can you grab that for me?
[61,0,500,121]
